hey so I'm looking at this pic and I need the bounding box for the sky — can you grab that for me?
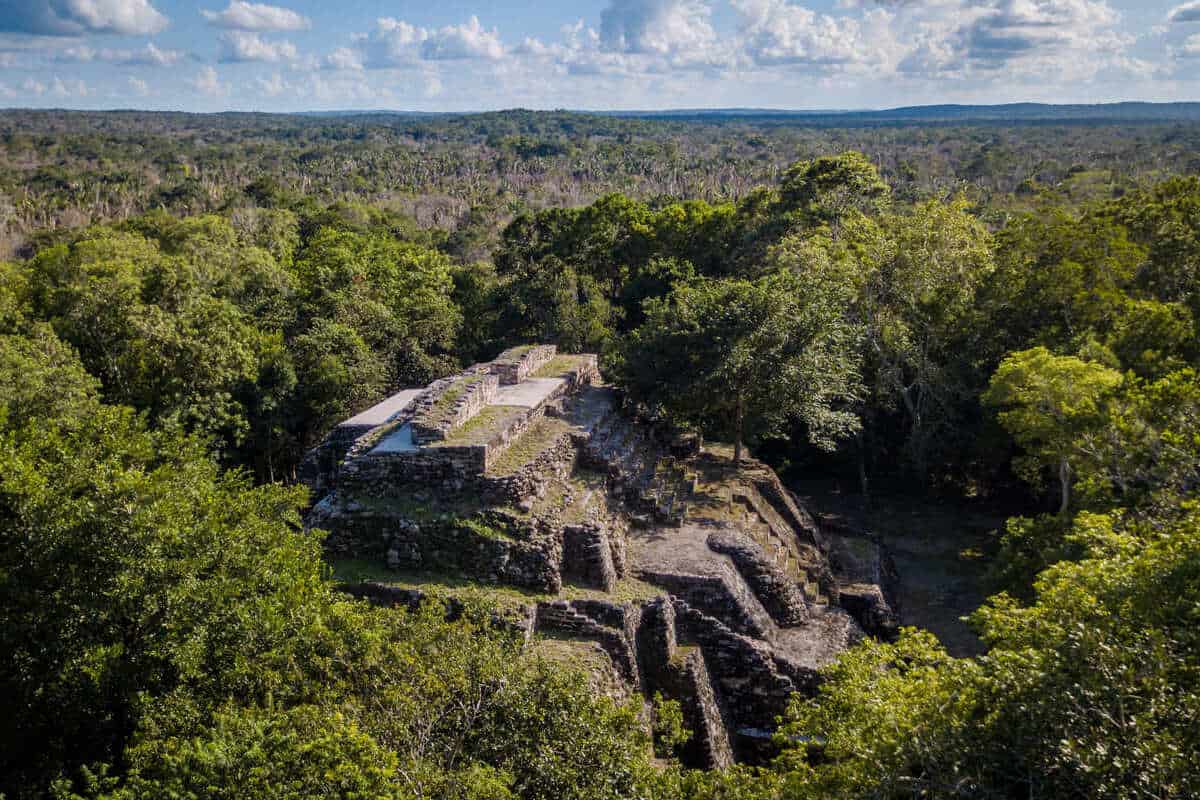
[0,0,1196,112]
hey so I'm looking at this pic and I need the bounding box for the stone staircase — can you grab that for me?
[730,501,829,606]
[584,406,695,527]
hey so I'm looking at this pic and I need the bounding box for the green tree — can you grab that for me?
[620,270,861,465]
[983,347,1122,513]
[779,152,891,228]
[771,509,1200,800]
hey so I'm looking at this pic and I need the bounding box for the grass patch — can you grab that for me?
[459,516,518,542]
[439,405,526,446]
[329,558,553,605]
[414,373,491,430]
[561,576,665,604]
[531,354,590,379]
[487,416,573,476]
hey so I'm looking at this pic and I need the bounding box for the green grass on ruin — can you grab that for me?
[486,415,573,476]
[531,354,590,379]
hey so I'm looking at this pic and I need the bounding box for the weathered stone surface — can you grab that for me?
[707,529,809,627]
[536,600,640,686]
[490,344,556,385]
[829,533,901,640]
[388,514,563,593]
[663,648,735,770]
[302,344,900,769]
[410,371,499,444]
[562,523,617,591]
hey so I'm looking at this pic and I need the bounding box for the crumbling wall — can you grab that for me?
[749,470,825,551]
[387,514,563,593]
[665,649,736,769]
[671,599,816,761]
[706,530,809,627]
[490,344,557,384]
[337,446,488,498]
[411,371,499,444]
[484,430,582,505]
[535,600,639,685]
[562,523,617,591]
[637,563,776,639]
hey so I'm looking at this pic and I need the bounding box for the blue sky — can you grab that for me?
[0,0,1195,111]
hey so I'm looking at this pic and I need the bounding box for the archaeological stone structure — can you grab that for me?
[302,344,898,768]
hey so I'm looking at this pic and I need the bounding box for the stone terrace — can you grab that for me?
[308,347,601,501]
[305,344,898,770]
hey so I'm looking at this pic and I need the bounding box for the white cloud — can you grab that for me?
[881,0,1135,83]
[362,17,426,67]
[219,31,298,63]
[21,77,45,95]
[0,82,16,99]
[324,46,363,71]
[1169,1,1200,24]
[1176,32,1200,57]
[128,76,149,96]
[305,72,387,105]
[599,0,717,57]
[51,76,88,98]
[256,72,288,95]
[358,15,506,67]
[731,0,887,70]
[201,1,309,32]
[189,66,226,96]
[53,42,184,66]
[0,0,168,36]
[126,42,183,66]
[421,16,506,60]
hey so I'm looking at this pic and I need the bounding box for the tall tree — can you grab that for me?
[619,269,861,465]
[983,347,1122,514]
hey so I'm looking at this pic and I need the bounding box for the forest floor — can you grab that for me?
[793,479,1007,657]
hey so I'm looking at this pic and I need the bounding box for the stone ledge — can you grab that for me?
[411,371,499,444]
[490,344,557,385]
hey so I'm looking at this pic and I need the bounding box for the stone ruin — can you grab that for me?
[302,344,899,768]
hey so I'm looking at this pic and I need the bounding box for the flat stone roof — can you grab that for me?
[492,377,565,408]
[340,389,423,428]
[372,423,417,453]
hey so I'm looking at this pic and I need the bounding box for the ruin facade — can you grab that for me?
[302,345,898,768]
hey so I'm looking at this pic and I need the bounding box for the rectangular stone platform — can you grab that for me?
[493,377,566,408]
[340,389,424,429]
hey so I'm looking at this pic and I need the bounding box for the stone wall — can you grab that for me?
[490,344,556,385]
[483,430,581,506]
[562,354,601,388]
[637,561,776,639]
[706,530,809,627]
[535,600,640,685]
[411,371,499,444]
[562,523,617,591]
[750,470,825,551]
[671,599,815,761]
[297,423,374,499]
[388,514,563,593]
[665,649,735,769]
[337,446,488,499]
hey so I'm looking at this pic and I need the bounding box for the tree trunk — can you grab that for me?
[857,430,871,511]
[733,395,744,467]
[1059,457,1071,515]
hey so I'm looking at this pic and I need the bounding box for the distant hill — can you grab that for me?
[293,102,1200,126]
[597,102,1200,125]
